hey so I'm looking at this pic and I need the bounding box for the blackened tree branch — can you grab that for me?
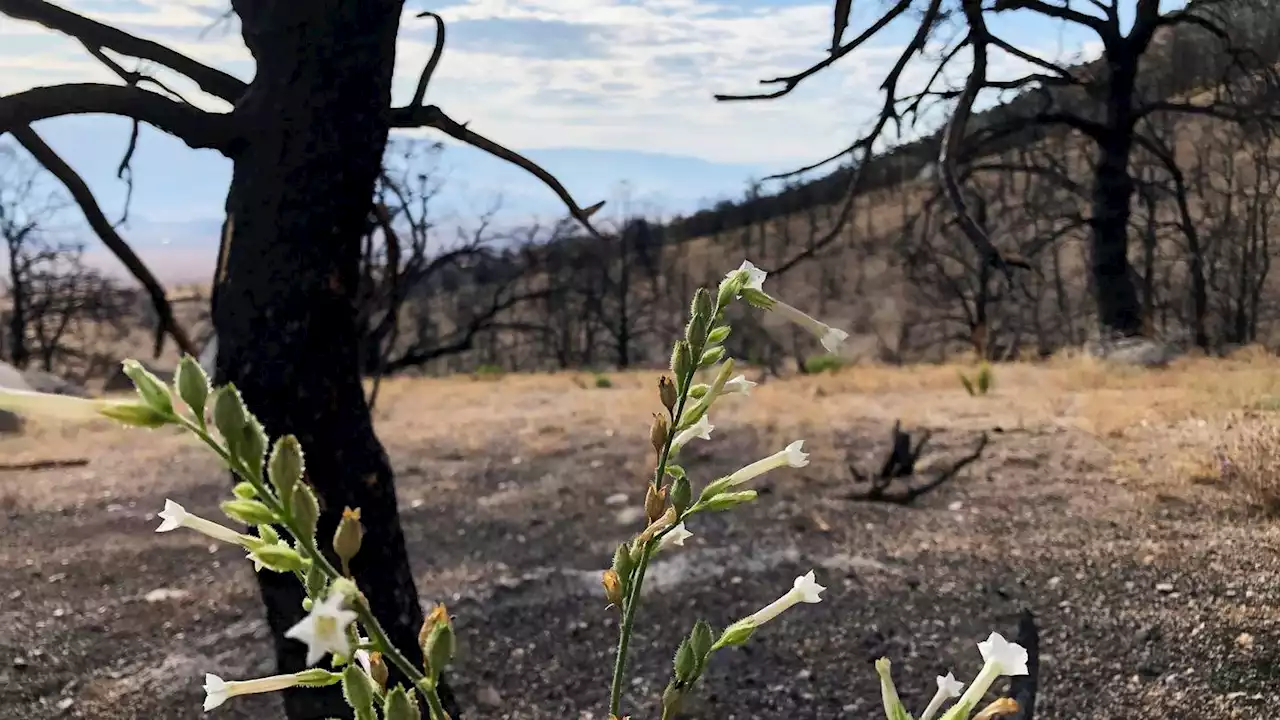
[0,0,246,103]
[10,126,198,358]
[0,84,233,152]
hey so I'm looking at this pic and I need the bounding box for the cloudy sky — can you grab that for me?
[0,0,1175,282]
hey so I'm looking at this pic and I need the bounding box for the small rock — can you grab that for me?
[12,656,27,669]
[948,501,964,512]
[7,590,20,600]
[144,588,190,603]
[1155,582,1175,594]
[410,498,425,509]
[1046,576,1062,589]
[1236,632,1255,650]
[604,493,629,506]
[56,698,73,711]
[476,685,502,707]
[47,573,66,584]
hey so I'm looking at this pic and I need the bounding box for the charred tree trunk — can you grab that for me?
[1088,49,1143,338]
[213,2,455,718]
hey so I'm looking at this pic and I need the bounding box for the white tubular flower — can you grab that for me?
[725,440,809,488]
[0,388,115,421]
[940,633,1029,720]
[920,672,966,720]
[656,522,693,553]
[671,414,714,452]
[355,648,372,675]
[727,260,767,292]
[725,260,848,353]
[722,374,757,396]
[156,499,250,546]
[741,570,825,628]
[284,589,360,666]
[203,672,304,711]
[874,658,911,720]
[770,301,850,354]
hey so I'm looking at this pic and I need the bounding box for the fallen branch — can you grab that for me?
[0,457,90,472]
[844,421,989,504]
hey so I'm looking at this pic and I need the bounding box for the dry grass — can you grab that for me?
[8,351,1280,505]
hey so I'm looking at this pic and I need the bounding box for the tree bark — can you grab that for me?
[212,2,456,717]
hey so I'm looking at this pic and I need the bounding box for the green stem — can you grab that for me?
[608,365,695,716]
[420,680,452,720]
[608,542,654,716]
[178,416,438,705]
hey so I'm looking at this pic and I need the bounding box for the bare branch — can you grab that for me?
[389,104,605,235]
[10,126,198,359]
[991,0,1111,36]
[0,0,246,102]
[0,84,233,152]
[409,11,446,107]
[939,1,1030,278]
[714,0,913,102]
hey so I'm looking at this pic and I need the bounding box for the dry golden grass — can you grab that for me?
[8,352,1280,507]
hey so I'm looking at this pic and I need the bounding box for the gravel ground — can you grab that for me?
[3,383,1280,720]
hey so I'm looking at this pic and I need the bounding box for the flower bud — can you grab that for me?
[367,651,388,690]
[670,475,691,515]
[707,325,731,344]
[974,698,1020,720]
[383,686,422,720]
[712,619,755,649]
[221,499,278,526]
[650,414,669,455]
[602,569,625,608]
[249,544,306,573]
[644,484,668,525]
[658,376,677,414]
[699,346,725,368]
[673,639,696,683]
[232,482,258,500]
[291,483,320,542]
[699,490,757,512]
[238,418,269,481]
[341,664,378,716]
[333,507,364,571]
[98,403,172,428]
[211,385,247,446]
[268,435,305,506]
[418,604,455,679]
[717,272,745,307]
[121,359,174,416]
[175,355,211,418]
[692,287,714,325]
[671,341,692,383]
[661,683,684,717]
[612,543,635,584]
[304,561,328,598]
[689,620,714,670]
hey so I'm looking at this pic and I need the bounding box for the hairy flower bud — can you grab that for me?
[602,569,625,608]
[658,376,677,414]
[367,651,388,690]
[644,484,668,525]
[671,341,692,383]
[175,355,210,418]
[333,507,364,573]
[670,475,692,515]
[291,483,320,542]
[650,414,669,456]
[121,359,174,416]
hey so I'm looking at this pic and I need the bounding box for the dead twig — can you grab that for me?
[845,422,989,504]
[0,457,90,472]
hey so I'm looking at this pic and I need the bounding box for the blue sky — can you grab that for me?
[0,0,1180,282]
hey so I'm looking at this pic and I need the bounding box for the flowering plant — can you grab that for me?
[0,260,1028,719]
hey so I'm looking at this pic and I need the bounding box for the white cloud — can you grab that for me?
[2,0,1106,167]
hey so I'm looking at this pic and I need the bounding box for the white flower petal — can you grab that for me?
[977,632,1029,676]
[284,590,360,666]
[784,440,809,468]
[672,415,714,450]
[937,671,965,698]
[657,523,693,552]
[792,570,825,603]
[0,388,109,421]
[203,673,229,712]
[821,327,850,354]
[156,499,187,533]
[723,374,757,396]
[730,260,768,292]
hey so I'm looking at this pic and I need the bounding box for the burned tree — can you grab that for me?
[0,2,603,718]
[718,0,1280,340]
